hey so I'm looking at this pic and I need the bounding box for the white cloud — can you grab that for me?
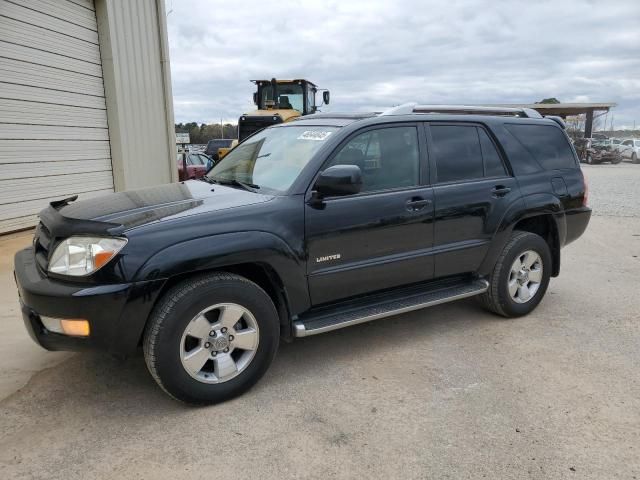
[166,0,640,127]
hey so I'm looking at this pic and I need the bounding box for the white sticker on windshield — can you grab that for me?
[298,130,333,141]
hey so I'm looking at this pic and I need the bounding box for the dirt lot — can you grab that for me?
[0,165,639,479]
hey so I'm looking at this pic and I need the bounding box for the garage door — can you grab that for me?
[0,0,114,234]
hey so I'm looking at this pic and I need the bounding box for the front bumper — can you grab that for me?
[14,247,166,356]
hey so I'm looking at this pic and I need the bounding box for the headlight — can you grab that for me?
[48,236,127,276]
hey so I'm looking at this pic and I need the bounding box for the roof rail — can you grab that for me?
[544,115,567,129]
[379,103,543,119]
[380,103,417,116]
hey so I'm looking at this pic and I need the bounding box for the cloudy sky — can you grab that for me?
[166,0,640,128]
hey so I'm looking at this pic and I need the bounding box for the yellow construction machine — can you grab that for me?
[218,78,329,160]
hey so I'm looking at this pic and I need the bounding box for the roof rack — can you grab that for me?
[380,103,543,119]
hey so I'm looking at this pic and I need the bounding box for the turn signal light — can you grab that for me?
[41,316,90,337]
[61,319,90,337]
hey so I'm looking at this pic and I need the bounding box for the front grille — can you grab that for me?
[34,222,52,271]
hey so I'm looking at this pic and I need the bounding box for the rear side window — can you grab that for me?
[504,124,576,170]
[431,125,483,183]
[478,128,506,177]
[430,125,506,183]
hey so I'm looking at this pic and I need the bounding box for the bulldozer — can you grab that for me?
[217,78,329,160]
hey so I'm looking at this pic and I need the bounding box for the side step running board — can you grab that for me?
[293,279,489,337]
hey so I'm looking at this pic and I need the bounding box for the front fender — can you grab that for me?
[134,231,310,314]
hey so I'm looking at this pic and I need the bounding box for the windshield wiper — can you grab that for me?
[210,177,260,191]
[199,176,216,184]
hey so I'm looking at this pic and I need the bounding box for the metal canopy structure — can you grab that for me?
[489,103,617,137]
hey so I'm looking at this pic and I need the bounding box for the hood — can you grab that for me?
[45,180,274,233]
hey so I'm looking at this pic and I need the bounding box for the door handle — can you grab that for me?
[405,197,431,211]
[491,186,511,198]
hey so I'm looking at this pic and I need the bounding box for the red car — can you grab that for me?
[177,152,212,180]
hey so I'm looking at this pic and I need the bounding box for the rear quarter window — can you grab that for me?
[504,124,577,170]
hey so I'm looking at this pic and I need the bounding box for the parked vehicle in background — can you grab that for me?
[610,138,623,152]
[14,105,591,404]
[205,139,235,161]
[619,139,640,164]
[575,138,622,164]
[177,152,212,180]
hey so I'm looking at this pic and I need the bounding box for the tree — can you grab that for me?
[174,122,238,143]
[536,97,561,104]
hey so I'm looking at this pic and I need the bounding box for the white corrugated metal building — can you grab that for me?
[0,0,176,234]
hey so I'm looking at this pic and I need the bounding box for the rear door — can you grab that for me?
[426,123,518,277]
[305,124,435,305]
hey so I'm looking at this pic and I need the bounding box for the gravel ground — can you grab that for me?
[0,166,639,479]
[582,162,640,217]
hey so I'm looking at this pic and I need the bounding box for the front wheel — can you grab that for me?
[586,154,595,165]
[479,231,552,317]
[632,153,639,164]
[143,272,280,404]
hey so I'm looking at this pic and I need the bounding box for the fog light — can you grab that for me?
[40,316,90,337]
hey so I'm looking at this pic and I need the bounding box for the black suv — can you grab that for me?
[14,105,590,404]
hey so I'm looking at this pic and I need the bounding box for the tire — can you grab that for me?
[143,272,280,404]
[632,153,639,164]
[586,154,594,165]
[611,156,622,164]
[479,231,552,318]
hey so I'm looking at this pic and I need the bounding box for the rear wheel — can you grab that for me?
[586,154,595,165]
[632,153,639,164]
[143,272,279,404]
[479,231,552,317]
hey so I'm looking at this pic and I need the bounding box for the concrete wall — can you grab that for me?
[95,0,177,191]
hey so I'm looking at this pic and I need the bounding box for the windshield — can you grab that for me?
[207,125,337,192]
[260,83,304,111]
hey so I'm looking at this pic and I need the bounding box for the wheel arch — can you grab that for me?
[155,261,295,340]
[130,231,310,348]
[511,214,561,277]
[479,195,564,278]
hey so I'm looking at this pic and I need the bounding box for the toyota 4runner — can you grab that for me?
[14,104,591,404]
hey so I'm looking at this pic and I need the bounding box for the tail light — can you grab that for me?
[582,169,589,206]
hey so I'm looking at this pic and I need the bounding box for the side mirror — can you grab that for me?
[315,165,362,197]
[323,90,330,105]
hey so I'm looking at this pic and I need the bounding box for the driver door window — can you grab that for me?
[329,126,420,193]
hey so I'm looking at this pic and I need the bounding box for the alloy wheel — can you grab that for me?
[180,303,259,383]
[508,250,543,304]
